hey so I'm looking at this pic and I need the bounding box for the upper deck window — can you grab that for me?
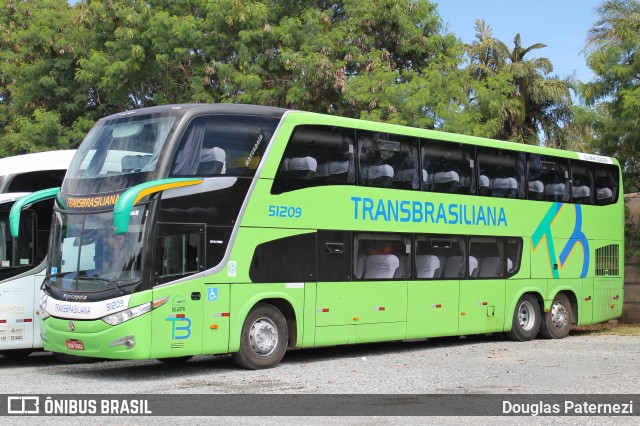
[594,164,619,205]
[527,154,570,202]
[170,115,279,178]
[358,131,418,190]
[476,148,525,199]
[68,114,178,179]
[268,121,619,207]
[570,161,595,205]
[271,125,355,194]
[6,170,67,193]
[421,140,475,194]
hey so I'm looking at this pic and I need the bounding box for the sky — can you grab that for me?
[435,0,603,83]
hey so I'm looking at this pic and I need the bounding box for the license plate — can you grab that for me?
[65,340,84,351]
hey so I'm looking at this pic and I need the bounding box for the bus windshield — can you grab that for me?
[67,113,178,179]
[48,206,147,292]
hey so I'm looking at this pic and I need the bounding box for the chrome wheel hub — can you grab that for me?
[518,300,536,331]
[249,317,278,356]
[550,301,569,329]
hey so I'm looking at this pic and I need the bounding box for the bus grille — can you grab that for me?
[595,244,620,276]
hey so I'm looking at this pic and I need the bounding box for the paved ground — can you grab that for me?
[1,333,639,424]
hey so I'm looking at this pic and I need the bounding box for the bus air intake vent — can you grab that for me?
[595,244,620,276]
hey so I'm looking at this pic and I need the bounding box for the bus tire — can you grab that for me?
[232,303,288,370]
[505,294,540,342]
[0,349,32,358]
[539,292,572,339]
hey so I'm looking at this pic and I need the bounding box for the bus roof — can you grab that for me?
[99,103,289,122]
[98,104,618,167]
[0,150,76,177]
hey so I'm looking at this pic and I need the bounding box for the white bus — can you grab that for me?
[0,150,75,193]
[0,151,74,357]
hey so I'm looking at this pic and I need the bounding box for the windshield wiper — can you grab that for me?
[78,275,125,296]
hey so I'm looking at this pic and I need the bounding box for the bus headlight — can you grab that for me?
[101,303,151,326]
[39,305,51,321]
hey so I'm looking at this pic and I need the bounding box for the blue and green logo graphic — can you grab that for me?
[532,203,589,279]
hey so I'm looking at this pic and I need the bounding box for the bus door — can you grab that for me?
[315,232,408,346]
[314,230,352,346]
[150,224,205,358]
[458,237,507,335]
[407,235,460,339]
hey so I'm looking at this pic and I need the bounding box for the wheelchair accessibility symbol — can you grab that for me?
[207,287,218,301]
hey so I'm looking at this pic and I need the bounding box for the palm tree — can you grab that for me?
[466,20,573,146]
[466,20,509,80]
[587,0,640,48]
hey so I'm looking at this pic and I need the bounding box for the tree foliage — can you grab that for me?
[0,0,582,159]
[72,0,467,127]
[462,20,574,146]
[1,0,471,155]
[0,0,93,155]
[584,0,640,192]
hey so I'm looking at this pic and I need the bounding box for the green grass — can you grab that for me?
[572,321,640,336]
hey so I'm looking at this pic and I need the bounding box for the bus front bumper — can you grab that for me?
[40,315,152,360]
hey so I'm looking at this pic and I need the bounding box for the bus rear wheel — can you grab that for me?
[539,293,572,339]
[232,303,288,370]
[505,294,540,342]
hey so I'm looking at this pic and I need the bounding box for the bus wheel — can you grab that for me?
[539,293,572,339]
[232,303,288,370]
[505,294,540,342]
[0,349,32,358]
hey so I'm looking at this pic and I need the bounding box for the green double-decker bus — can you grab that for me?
[34,104,623,368]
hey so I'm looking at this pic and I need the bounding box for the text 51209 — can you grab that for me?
[268,205,302,218]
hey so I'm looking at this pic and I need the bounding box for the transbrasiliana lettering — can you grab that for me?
[351,196,508,227]
[54,303,91,315]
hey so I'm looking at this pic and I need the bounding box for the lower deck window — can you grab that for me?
[354,233,411,280]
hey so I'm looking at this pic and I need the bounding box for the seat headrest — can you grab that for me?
[572,186,591,198]
[285,156,317,172]
[493,177,517,189]
[365,164,394,179]
[433,171,460,184]
[200,147,226,162]
[528,180,544,193]
[544,183,565,195]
